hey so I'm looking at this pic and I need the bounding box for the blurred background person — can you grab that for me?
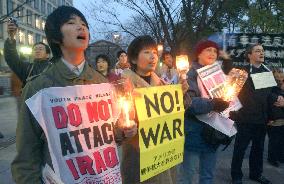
[114,50,130,75]
[95,54,119,82]
[157,51,179,84]
[267,69,284,167]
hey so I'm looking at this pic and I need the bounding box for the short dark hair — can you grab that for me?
[117,50,127,58]
[95,54,110,71]
[162,51,172,60]
[44,6,89,59]
[127,35,157,71]
[244,43,262,62]
[33,42,51,54]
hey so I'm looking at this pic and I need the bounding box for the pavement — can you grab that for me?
[0,96,283,184]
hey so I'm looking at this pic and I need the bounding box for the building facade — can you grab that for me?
[86,40,123,70]
[0,0,73,68]
[0,0,72,95]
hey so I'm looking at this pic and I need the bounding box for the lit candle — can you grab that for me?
[223,84,236,101]
[176,55,189,79]
[222,68,248,101]
[157,44,163,54]
[119,97,132,127]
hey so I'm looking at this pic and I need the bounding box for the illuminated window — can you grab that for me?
[35,16,41,29]
[19,30,25,44]
[41,20,45,30]
[28,32,34,45]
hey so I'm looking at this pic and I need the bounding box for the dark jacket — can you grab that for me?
[11,59,123,184]
[227,63,278,124]
[184,62,218,153]
[4,39,50,86]
[268,87,284,121]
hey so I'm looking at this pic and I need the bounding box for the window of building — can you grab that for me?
[41,0,46,14]
[26,10,33,25]
[27,0,33,7]
[35,33,41,43]
[43,37,47,44]
[35,16,41,29]
[34,0,39,10]
[0,0,3,15]
[0,24,3,39]
[16,7,24,23]
[41,19,45,30]
[19,29,25,44]
[7,1,14,14]
[28,32,34,45]
[47,3,52,15]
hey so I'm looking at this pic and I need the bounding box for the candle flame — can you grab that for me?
[223,85,236,101]
[176,55,189,71]
[118,97,131,127]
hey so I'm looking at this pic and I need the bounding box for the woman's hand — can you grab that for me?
[179,77,189,94]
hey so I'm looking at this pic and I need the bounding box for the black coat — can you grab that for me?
[225,62,278,124]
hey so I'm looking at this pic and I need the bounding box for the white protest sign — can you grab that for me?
[196,63,242,113]
[26,83,122,184]
[196,63,238,136]
[251,71,277,89]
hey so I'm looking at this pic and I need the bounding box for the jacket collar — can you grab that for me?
[54,59,93,81]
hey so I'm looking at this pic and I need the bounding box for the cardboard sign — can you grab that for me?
[134,85,185,182]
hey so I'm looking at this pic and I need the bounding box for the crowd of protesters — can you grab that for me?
[2,5,284,184]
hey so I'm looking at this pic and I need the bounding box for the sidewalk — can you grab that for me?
[0,97,17,184]
[0,96,283,184]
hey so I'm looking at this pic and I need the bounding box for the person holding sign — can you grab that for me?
[229,44,281,184]
[178,40,230,184]
[11,6,137,184]
[120,35,189,184]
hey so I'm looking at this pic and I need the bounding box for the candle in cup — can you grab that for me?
[176,55,189,79]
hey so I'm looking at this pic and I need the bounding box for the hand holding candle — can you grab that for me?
[176,55,190,80]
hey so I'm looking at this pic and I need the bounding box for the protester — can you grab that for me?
[229,43,281,184]
[11,6,137,184]
[114,50,130,75]
[95,54,120,82]
[120,35,189,184]
[178,40,230,184]
[157,51,179,84]
[4,21,51,86]
[267,70,284,167]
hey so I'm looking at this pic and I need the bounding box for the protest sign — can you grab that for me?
[26,83,122,184]
[251,71,277,89]
[197,62,242,116]
[196,63,238,136]
[134,85,184,182]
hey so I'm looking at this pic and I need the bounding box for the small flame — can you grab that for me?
[176,55,189,71]
[223,85,236,101]
[119,97,131,127]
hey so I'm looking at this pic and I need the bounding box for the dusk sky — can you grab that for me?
[73,0,132,42]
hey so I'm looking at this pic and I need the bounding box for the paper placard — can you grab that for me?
[251,71,277,89]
